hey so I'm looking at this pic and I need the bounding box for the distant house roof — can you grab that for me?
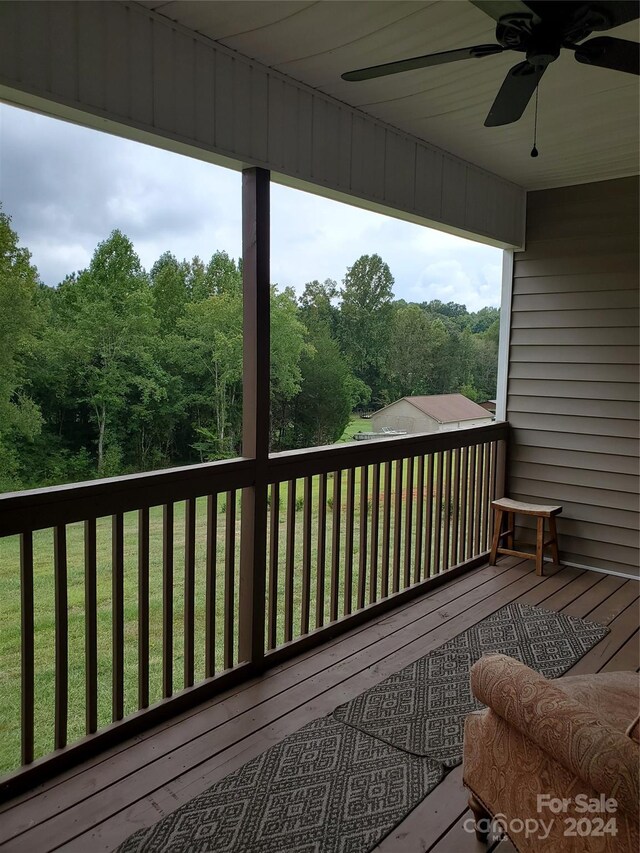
[374,394,493,424]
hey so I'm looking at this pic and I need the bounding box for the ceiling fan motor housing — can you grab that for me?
[497,14,562,67]
[527,28,562,67]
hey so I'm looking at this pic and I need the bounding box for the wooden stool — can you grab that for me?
[489,497,562,576]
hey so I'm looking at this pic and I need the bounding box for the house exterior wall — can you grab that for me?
[0,1,525,248]
[372,400,438,434]
[506,176,639,578]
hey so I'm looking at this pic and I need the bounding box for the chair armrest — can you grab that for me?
[470,654,639,819]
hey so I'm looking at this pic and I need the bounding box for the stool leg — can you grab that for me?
[549,516,560,566]
[507,512,514,550]
[489,509,503,565]
[535,516,544,576]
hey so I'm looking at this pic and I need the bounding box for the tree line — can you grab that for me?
[0,207,499,491]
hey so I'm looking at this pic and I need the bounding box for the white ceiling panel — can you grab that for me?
[138,0,640,189]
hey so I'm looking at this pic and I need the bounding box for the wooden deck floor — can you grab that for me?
[1,557,638,852]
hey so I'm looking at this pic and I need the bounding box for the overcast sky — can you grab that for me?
[0,103,502,311]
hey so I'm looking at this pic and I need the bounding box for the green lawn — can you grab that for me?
[338,415,371,442]
[0,440,487,774]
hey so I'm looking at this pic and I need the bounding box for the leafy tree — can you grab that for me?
[191,251,242,301]
[0,208,43,489]
[270,287,312,449]
[178,289,243,459]
[58,230,163,472]
[423,299,468,322]
[338,254,394,403]
[386,304,447,399]
[299,278,339,336]
[289,327,352,448]
[150,252,190,334]
[469,306,500,334]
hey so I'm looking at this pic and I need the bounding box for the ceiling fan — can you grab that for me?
[341,1,640,127]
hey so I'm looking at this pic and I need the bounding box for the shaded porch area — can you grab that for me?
[1,555,637,853]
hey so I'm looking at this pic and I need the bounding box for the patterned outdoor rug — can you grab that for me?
[117,602,607,853]
[117,716,444,853]
[333,601,609,765]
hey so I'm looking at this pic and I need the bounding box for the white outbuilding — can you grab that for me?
[371,394,494,435]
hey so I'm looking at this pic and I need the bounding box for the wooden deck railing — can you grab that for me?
[0,421,507,797]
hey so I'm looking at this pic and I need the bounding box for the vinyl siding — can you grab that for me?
[507,176,639,578]
[0,0,525,247]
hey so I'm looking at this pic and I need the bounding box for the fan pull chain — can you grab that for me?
[531,73,540,158]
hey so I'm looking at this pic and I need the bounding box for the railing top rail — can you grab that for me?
[0,457,255,537]
[0,422,508,537]
[267,421,508,483]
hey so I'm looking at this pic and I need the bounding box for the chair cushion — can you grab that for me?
[626,714,640,743]
[553,671,640,735]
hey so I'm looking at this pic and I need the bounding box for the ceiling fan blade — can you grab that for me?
[484,61,545,126]
[574,36,640,74]
[341,44,504,82]
[470,1,540,24]
[589,1,640,29]
[524,1,639,28]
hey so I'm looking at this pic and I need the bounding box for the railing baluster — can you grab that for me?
[224,491,235,669]
[315,474,327,628]
[433,452,443,574]
[84,519,98,734]
[467,445,476,559]
[112,513,124,722]
[459,447,469,564]
[300,477,312,636]
[381,462,392,597]
[357,465,368,610]
[403,456,414,588]
[451,448,461,566]
[162,503,174,698]
[481,443,491,549]
[205,494,217,678]
[137,509,149,710]
[424,454,434,579]
[330,471,341,622]
[20,531,34,764]
[473,445,482,556]
[184,498,196,688]
[284,480,295,642]
[344,467,355,615]
[392,459,403,594]
[54,525,68,750]
[442,451,452,571]
[414,456,424,583]
[267,483,280,650]
[369,463,380,604]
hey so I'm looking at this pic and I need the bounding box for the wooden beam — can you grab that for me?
[238,167,270,667]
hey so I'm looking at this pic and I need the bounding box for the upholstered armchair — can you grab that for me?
[463,654,640,852]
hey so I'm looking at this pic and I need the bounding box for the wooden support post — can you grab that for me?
[494,433,508,501]
[239,167,270,668]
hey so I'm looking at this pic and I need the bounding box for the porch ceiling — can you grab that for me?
[138,0,639,190]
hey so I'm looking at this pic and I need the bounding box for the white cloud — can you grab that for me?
[0,102,502,310]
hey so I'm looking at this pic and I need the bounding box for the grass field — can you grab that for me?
[0,420,479,774]
[338,416,371,442]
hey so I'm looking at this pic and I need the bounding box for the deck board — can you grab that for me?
[0,560,637,853]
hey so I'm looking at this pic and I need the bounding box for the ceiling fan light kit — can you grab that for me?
[341,1,639,136]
